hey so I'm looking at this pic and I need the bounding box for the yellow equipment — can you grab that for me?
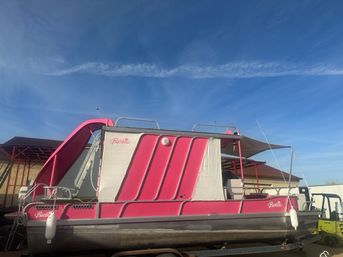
[311,193,343,246]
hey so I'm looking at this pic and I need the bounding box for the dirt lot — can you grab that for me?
[0,243,342,257]
[247,243,343,257]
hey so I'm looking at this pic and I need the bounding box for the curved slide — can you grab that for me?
[33,118,114,194]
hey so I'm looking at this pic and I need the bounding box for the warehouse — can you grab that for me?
[0,137,61,209]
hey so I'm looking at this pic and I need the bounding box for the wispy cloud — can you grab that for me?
[46,61,343,78]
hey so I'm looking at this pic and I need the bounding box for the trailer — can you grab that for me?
[89,235,321,257]
[1,234,321,257]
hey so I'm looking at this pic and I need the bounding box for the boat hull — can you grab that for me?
[26,211,318,254]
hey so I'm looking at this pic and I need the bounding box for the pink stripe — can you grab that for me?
[176,138,207,200]
[116,135,159,201]
[138,136,176,200]
[157,137,193,200]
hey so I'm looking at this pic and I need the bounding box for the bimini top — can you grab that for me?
[107,125,289,158]
[221,136,289,158]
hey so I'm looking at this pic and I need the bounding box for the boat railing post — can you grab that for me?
[95,202,100,219]
[254,163,259,193]
[239,198,244,213]
[49,155,58,187]
[46,155,58,199]
[237,139,244,182]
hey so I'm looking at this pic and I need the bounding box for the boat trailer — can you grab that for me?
[110,235,320,257]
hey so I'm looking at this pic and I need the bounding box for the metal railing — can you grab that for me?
[115,117,160,129]
[224,185,303,198]
[42,186,73,200]
[18,183,47,211]
[191,123,237,133]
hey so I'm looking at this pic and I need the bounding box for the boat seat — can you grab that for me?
[226,179,244,200]
[245,193,268,199]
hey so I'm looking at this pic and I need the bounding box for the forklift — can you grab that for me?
[311,193,343,247]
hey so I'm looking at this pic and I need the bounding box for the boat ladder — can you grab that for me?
[4,214,23,251]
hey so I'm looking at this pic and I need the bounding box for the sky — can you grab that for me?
[1,0,343,185]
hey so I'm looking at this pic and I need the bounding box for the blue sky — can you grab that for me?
[1,0,343,185]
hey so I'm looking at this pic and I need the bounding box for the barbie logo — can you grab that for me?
[268,201,282,208]
[34,211,50,219]
[111,138,130,144]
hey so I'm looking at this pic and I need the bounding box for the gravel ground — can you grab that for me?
[240,243,343,257]
[0,243,342,257]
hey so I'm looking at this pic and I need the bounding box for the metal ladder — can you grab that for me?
[4,183,46,251]
[4,214,21,251]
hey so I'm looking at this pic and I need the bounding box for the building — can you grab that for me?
[244,164,301,188]
[0,137,61,209]
[309,184,343,199]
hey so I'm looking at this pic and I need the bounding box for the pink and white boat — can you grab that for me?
[18,118,318,254]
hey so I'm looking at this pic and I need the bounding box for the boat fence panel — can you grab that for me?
[137,136,177,200]
[175,137,207,200]
[115,134,159,201]
[98,131,141,202]
[157,137,193,200]
[58,147,100,199]
[192,138,225,201]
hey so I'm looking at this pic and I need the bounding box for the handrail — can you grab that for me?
[191,123,237,133]
[236,185,300,195]
[23,183,47,201]
[43,186,73,200]
[225,185,301,197]
[18,184,75,212]
[18,183,47,212]
[115,116,160,129]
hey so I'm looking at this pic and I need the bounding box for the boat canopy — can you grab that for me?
[221,136,289,158]
[221,154,265,171]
